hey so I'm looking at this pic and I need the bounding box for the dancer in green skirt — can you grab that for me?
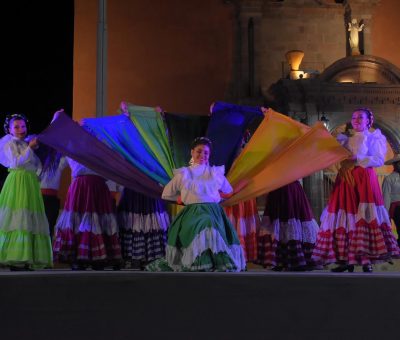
[147,137,246,272]
[0,114,52,270]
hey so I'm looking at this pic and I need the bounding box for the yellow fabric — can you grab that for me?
[223,115,351,206]
[227,109,309,186]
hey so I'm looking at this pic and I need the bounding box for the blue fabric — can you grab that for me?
[37,112,162,198]
[206,102,263,172]
[82,114,170,185]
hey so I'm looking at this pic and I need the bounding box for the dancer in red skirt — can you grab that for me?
[312,108,400,272]
[53,158,122,270]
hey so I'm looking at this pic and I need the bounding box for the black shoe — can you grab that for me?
[331,265,354,273]
[271,266,283,272]
[362,264,373,273]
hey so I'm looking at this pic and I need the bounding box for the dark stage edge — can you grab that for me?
[1,269,399,340]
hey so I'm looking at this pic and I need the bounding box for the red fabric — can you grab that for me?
[53,229,121,262]
[224,199,259,261]
[313,166,400,265]
[41,188,58,196]
[64,175,113,214]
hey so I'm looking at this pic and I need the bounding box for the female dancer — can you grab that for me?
[312,108,400,272]
[147,137,246,271]
[0,114,52,270]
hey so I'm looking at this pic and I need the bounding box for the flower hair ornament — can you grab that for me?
[3,113,29,134]
[191,136,213,150]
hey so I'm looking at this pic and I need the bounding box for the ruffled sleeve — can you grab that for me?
[161,167,186,201]
[356,129,386,168]
[211,165,233,194]
[0,135,38,169]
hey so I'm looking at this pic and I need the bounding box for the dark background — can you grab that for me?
[0,1,74,183]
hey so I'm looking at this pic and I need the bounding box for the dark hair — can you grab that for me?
[3,113,29,134]
[354,108,374,128]
[191,137,212,150]
[35,143,63,177]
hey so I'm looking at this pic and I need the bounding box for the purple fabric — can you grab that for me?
[37,112,162,198]
[206,101,263,172]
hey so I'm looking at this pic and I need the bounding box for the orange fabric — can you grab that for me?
[223,121,351,206]
[227,108,309,186]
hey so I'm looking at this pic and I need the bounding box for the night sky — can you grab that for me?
[0,1,74,182]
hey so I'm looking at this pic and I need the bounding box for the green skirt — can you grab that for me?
[147,203,246,272]
[0,169,52,268]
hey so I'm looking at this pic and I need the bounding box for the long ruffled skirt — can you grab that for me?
[0,169,52,268]
[53,175,121,265]
[256,181,319,269]
[118,188,169,264]
[146,203,246,272]
[224,199,259,261]
[312,167,400,266]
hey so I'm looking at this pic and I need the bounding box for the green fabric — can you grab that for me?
[0,230,53,267]
[128,104,175,178]
[184,249,238,271]
[167,203,241,248]
[0,169,45,212]
[146,250,238,272]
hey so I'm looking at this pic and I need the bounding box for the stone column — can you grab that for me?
[237,0,263,102]
[96,0,107,117]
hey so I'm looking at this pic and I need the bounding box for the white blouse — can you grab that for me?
[0,135,41,172]
[40,156,68,190]
[382,172,400,210]
[162,164,233,205]
[67,157,100,178]
[336,129,386,168]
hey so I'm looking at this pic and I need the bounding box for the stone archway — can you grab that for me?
[319,55,400,85]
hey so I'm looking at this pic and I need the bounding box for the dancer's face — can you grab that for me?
[191,144,210,165]
[351,110,369,132]
[9,119,27,140]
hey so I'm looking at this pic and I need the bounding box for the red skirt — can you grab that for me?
[312,167,400,265]
[224,199,259,261]
[53,175,121,263]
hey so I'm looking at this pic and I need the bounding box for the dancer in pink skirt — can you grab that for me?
[53,158,122,270]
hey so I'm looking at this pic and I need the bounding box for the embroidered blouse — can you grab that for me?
[0,135,40,172]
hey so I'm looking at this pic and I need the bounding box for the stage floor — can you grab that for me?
[1,267,400,339]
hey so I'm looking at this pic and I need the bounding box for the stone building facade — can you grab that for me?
[225,0,400,216]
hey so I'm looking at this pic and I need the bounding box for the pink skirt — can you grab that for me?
[312,167,400,265]
[53,175,121,263]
